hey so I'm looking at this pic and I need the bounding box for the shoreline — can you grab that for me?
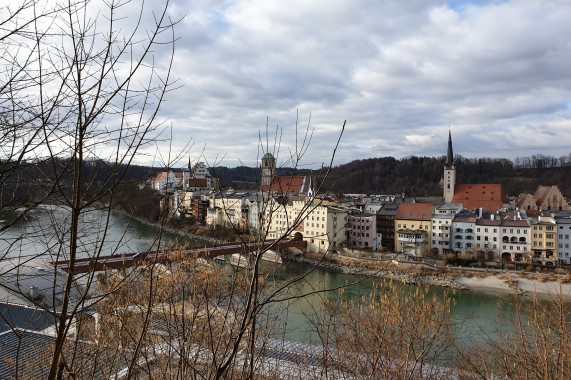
[282,251,571,301]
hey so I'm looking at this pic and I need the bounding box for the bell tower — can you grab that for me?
[443,130,456,202]
[261,153,276,189]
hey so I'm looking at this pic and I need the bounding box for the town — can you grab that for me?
[153,132,571,267]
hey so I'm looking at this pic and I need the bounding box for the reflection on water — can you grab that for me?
[255,260,519,346]
[0,205,207,262]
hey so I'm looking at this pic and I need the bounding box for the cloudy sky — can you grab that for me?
[135,0,571,168]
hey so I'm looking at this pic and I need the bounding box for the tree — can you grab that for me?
[0,0,178,378]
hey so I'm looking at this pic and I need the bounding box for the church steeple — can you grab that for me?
[445,129,454,169]
[443,129,456,202]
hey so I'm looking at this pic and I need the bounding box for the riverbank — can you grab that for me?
[283,249,571,301]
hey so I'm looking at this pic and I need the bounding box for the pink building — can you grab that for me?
[348,213,378,250]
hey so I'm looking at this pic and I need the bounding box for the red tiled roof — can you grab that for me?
[476,219,501,226]
[525,210,542,218]
[155,172,167,182]
[453,216,477,223]
[501,220,530,227]
[188,178,208,187]
[262,176,308,194]
[395,203,433,221]
[451,184,508,211]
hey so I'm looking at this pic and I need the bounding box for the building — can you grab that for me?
[443,131,508,211]
[377,202,399,251]
[394,203,433,256]
[430,203,462,256]
[451,216,477,257]
[516,185,570,211]
[443,130,456,203]
[528,215,557,264]
[261,153,276,189]
[499,219,531,262]
[153,171,178,194]
[553,214,571,265]
[263,196,348,253]
[474,218,501,262]
[348,213,378,250]
[262,175,313,195]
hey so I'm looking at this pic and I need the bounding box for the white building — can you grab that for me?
[430,203,462,256]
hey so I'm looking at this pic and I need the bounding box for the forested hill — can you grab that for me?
[319,155,571,197]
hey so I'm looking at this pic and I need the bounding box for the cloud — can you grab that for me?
[36,0,571,168]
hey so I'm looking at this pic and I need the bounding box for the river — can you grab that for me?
[0,205,519,346]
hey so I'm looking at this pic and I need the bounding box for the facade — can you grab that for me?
[528,216,557,264]
[154,171,178,194]
[499,219,531,262]
[517,185,570,211]
[554,215,571,265]
[348,213,378,250]
[394,203,433,256]
[431,202,463,255]
[450,216,477,257]
[475,219,501,262]
[377,203,399,251]
[264,197,348,253]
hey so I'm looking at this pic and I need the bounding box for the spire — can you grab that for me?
[445,129,454,168]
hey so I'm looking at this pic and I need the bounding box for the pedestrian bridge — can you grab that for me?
[54,239,306,274]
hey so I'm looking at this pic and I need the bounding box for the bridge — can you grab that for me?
[54,239,307,274]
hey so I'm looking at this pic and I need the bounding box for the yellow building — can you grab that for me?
[264,196,348,253]
[394,203,433,256]
[530,216,557,264]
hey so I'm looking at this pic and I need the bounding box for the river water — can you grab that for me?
[0,206,518,346]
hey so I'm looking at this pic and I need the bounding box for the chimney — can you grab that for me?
[30,286,39,299]
[491,214,495,221]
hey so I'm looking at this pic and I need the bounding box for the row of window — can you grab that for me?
[397,224,429,229]
[532,225,554,230]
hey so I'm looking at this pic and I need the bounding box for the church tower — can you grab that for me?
[261,153,276,189]
[443,130,456,202]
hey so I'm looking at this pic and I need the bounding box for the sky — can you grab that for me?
[18,0,571,169]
